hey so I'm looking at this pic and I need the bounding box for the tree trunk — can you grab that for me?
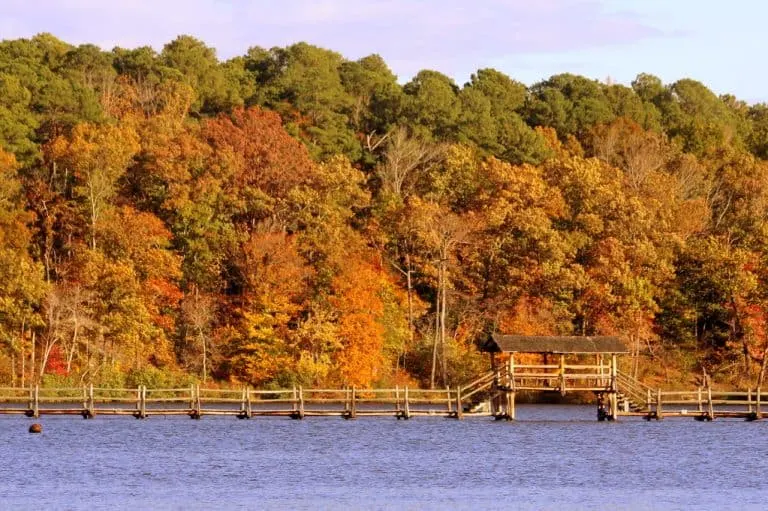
[31,331,36,385]
[440,258,448,386]
[756,354,768,389]
[90,184,98,250]
[66,321,80,374]
[200,330,208,383]
[430,270,440,390]
[404,254,414,373]
[39,339,58,384]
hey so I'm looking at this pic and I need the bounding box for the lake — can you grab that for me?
[1,405,766,510]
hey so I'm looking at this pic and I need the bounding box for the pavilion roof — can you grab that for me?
[482,334,627,354]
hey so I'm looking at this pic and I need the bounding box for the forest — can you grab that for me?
[1,33,768,390]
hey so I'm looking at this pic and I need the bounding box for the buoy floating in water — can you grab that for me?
[28,423,42,434]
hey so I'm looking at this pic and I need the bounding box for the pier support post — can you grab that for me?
[134,385,147,419]
[351,387,357,419]
[656,389,663,420]
[237,387,251,419]
[25,385,41,418]
[403,386,411,420]
[697,387,703,417]
[290,386,303,420]
[646,388,652,419]
[298,386,305,419]
[746,387,759,421]
[190,384,202,419]
[83,384,95,419]
[291,386,298,418]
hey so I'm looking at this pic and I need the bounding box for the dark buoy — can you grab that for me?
[29,423,42,434]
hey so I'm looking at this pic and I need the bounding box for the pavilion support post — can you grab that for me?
[490,384,498,418]
[596,354,603,387]
[509,354,516,388]
[559,354,566,396]
[609,354,618,421]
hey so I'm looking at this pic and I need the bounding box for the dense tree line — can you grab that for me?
[1,33,768,389]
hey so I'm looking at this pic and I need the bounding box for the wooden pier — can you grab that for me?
[615,372,766,421]
[0,337,764,422]
[0,385,470,420]
[0,376,764,422]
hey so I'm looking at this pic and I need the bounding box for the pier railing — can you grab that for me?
[510,363,612,392]
[2,370,765,421]
[0,384,464,420]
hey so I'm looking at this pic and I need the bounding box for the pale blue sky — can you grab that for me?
[2,0,766,102]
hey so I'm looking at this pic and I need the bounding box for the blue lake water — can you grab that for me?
[1,405,766,510]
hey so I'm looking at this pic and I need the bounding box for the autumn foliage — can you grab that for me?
[2,34,768,389]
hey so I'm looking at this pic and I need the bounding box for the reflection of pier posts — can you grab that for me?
[597,392,607,421]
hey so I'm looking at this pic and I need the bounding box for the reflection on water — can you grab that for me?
[1,405,766,510]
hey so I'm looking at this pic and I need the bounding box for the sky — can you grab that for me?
[1,0,766,102]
